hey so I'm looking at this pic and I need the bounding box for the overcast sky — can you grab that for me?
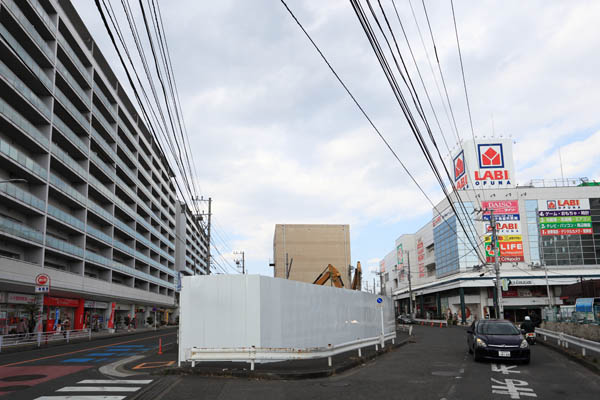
[73,0,600,286]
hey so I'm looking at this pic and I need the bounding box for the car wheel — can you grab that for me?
[522,357,530,365]
[472,347,481,362]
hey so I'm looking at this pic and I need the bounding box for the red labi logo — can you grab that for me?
[455,157,464,179]
[481,147,500,166]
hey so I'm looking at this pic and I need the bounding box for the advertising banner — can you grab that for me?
[538,210,591,217]
[483,221,522,235]
[417,239,425,278]
[482,200,519,215]
[537,199,590,211]
[540,228,593,236]
[539,222,592,230]
[539,216,592,223]
[396,244,404,266]
[107,302,116,329]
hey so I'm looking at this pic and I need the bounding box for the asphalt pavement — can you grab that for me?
[0,327,177,399]
[1,325,599,399]
[157,325,600,400]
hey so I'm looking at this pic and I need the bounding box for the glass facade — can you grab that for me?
[528,198,600,266]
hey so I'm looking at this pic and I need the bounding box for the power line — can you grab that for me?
[279,0,484,261]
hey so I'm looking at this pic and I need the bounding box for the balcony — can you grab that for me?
[48,173,86,205]
[57,33,91,84]
[0,58,51,120]
[56,59,90,108]
[90,151,116,181]
[0,24,52,89]
[29,0,56,34]
[3,0,54,62]
[93,87,116,121]
[0,181,45,212]
[0,137,47,179]
[47,204,85,231]
[87,198,113,224]
[87,174,114,202]
[92,104,116,137]
[53,115,88,155]
[51,143,87,179]
[0,96,49,149]
[86,225,112,245]
[54,87,90,131]
[0,214,43,244]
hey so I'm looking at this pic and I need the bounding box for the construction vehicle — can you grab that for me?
[313,264,345,288]
[350,261,362,290]
[313,262,362,290]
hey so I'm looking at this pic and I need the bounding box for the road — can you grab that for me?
[162,325,600,400]
[1,325,599,399]
[0,327,177,400]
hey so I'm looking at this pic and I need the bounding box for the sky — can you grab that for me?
[73,0,600,287]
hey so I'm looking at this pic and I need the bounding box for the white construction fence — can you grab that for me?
[179,275,396,369]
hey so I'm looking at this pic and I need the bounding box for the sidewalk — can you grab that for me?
[0,325,177,354]
[123,330,413,380]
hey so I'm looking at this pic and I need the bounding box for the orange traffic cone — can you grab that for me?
[158,338,162,355]
[440,323,443,328]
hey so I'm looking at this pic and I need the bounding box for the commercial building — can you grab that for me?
[0,0,206,334]
[273,224,351,286]
[381,138,600,323]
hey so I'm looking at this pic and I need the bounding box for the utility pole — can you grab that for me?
[490,209,504,319]
[195,197,212,274]
[234,251,245,274]
[407,250,413,317]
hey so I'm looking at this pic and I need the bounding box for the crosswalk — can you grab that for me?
[34,379,153,400]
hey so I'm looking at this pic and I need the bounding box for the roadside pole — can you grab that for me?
[407,250,413,317]
[491,209,504,319]
[378,297,385,348]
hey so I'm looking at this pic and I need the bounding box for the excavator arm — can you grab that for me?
[351,261,362,290]
[313,264,345,288]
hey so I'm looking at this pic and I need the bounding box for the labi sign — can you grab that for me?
[452,139,515,190]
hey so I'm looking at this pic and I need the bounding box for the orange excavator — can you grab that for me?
[313,264,345,288]
[313,262,362,290]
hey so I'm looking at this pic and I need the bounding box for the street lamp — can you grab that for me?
[0,179,27,184]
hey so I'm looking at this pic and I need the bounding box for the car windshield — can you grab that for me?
[477,322,520,335]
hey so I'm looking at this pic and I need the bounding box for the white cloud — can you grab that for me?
[73,0,600,280]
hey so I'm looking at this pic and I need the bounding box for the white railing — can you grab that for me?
[413,318,448,327]
[537,328,600,357]
[185,331,397,371]
[0,328,91,352]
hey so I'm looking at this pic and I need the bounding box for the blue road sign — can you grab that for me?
[377,297,383,304]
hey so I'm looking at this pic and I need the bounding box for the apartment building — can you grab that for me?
[0,0,205,333]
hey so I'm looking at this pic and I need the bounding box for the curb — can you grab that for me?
[156,337,414,380]
[538,337,600,375]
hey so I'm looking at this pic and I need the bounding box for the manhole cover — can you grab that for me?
[0,385,30,391]
[431,371,458,377]
[1,375,46,382]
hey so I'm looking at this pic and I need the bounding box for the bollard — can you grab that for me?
[327,356,332,367]
[440,323,443,328]
[250,360,255,371]
[358,348,362,357]
[158,338,163,355]
[66,330,70,343]
[37,332,41,347]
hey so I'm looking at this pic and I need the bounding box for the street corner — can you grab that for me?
[121,344,178,375]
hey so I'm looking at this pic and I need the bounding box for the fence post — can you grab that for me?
[582,347,586,357]
[66,330,70,343]
[37,332,41,347]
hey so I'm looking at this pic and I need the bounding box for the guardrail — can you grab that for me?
[413,318,448,327]
[397,324,414,336]
[184,331,397,371]
[0,328,91,352]
[537,327,600,357]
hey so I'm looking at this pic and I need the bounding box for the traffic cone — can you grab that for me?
[158,338,162,355]
[431,322,434,327]
[439,323,443,328]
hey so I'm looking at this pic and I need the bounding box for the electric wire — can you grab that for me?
[279,0,484,261]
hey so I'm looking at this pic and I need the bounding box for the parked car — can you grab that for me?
[466,319,530,364]
[397,314,415,324]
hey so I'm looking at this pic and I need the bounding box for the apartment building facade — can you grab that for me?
[0,0,206,333]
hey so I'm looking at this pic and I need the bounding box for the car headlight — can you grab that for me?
[476,338,487,347]
[520,339,529,348]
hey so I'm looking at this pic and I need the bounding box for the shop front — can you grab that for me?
[0,292,37,334]
[44,296,85,332]
[84,300,109,331]
[487,286,549,323]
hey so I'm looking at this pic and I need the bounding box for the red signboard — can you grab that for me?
[36,274,49,285]
[44,296,80,308]
[482,200,519,215]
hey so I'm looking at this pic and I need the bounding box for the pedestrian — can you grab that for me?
[17,318,26,338]
[63,317,70,337]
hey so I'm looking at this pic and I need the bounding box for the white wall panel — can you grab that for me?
[179,275,394,362]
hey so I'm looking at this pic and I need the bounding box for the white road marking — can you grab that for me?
[491,378,537,399]
[76,380,153,384]
[35,397,126,400]
[492,364,520,375]
[57,387,140,392]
